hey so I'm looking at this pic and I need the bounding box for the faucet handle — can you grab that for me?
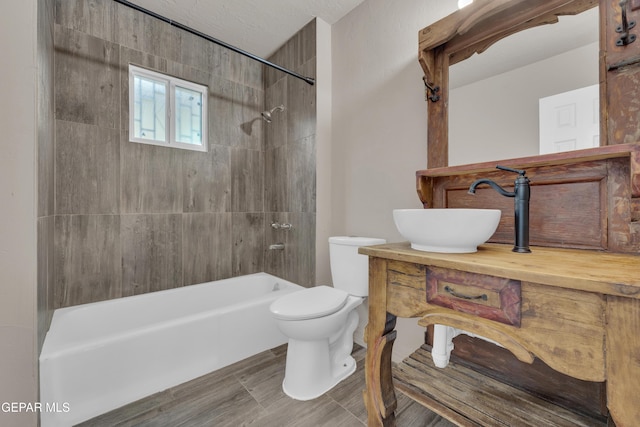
[496,165,526,176]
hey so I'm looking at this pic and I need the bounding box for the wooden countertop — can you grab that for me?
[359,243,640,299]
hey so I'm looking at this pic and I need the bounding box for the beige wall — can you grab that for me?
[0,0,39,425]
[331,0,459,243]
[315,18,333,285]
[331,0,457,359]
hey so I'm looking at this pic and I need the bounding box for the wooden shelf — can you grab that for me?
[415,143,639,178]
[393,345,607,427]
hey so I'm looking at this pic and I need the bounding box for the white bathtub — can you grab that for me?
[40,273,303,427]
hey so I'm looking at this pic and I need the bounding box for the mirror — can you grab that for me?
[448,6,599,166]
[419,0,601,168]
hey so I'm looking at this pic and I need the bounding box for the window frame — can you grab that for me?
[128,64,208,152]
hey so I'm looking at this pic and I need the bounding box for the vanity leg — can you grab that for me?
[606,296,640,426]
[364,258,398,426]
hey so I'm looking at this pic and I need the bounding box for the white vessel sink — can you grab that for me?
[393,208,501,253]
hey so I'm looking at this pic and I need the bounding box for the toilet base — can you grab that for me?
[275,295,363,401]
[282,349,357,401]
[280,306,360,401]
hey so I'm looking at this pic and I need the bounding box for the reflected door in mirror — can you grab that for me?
[539,84,600,154]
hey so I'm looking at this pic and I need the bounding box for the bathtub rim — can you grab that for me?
[40,272,302,360]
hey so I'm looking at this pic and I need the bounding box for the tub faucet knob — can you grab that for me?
[271,222,292,230]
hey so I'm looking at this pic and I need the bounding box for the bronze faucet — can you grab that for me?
[468,165,531,253]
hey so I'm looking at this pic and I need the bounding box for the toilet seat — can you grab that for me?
[270,286,349,320]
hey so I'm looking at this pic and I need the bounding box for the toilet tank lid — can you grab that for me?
[270,286,349,320]
[328,236,386,246]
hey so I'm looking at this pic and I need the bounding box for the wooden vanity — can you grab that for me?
[361,0,640,425]
[360,242,640,426]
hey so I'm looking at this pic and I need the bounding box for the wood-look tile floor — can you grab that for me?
[79,345,456,427]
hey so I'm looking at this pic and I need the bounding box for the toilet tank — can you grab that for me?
[329,236,386,297]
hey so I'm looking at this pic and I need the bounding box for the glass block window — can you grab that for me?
[129,65,207,152]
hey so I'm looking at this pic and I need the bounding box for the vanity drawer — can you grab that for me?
[426,266,521,326]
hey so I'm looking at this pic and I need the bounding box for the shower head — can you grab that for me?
[261,105,285,123]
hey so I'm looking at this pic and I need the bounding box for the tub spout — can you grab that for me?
[468,165,531,253]
[269,243,285,250]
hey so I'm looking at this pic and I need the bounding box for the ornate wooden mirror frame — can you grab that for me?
[419,0,603,168]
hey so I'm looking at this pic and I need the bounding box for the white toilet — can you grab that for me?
[269,236,386,401]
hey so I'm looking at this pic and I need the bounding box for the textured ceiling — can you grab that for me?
[127,0,366,58]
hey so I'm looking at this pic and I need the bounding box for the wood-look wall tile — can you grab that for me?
[208,43,226,78]
[264,47,285,89]
[209,76,239,147]
[120,134,183,213]
[241,85,264,151]
[166,61,210,88]
[179,30,216,73]
[229,83,245,148]
[37,216,55,353]
[37,108,55,217]
[264,77,287,151]
[218,48,243,84]
[39,0,55,346]
[287,58,316,143]
[241,55,264,90]
[231,148,264,213]
[54,0,117,42]
[114,3,182,63]
[264,212,314,287]
[38,129,55,216]
[264,19,316,88]
[232,213,265,276]
[183,145,231,213]
[288,134,316,214]
[50,0,318,306]
[183,213,232,286]
[54,214,121,308]
[264,212,287,280]
[54,24,120,129]
[284,212,316,287]
[38,0,55,218]
[280,27,300,71]
[56,120,120,214]
[296,19,317,69]
[121,214,182,296]
[264,146,288,213]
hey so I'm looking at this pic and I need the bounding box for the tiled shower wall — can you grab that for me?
[50,0,317,310]
[37,0,55,353]
[264,21,317,286]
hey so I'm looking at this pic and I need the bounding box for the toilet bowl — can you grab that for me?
[269,236,386,400]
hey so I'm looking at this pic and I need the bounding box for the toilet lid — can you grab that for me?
[270,286,349,320]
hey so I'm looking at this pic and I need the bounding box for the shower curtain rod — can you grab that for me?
[113,0,316,86]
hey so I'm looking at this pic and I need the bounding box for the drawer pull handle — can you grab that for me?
[444,285,488,301]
